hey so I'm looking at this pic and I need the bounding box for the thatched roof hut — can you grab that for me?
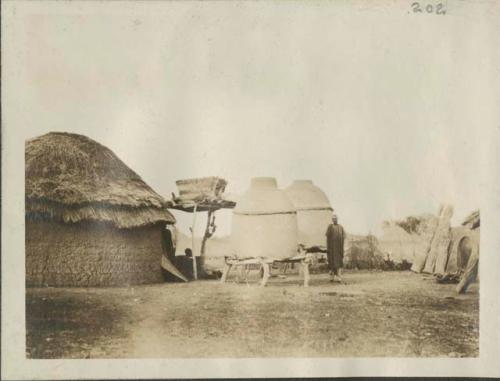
[26,132,182,287]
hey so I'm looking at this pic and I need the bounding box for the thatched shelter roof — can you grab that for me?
[26,132,175,228]
[167,177,236,212]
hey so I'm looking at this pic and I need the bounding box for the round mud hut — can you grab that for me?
[25,132,180,287]
[284,180,333,249]
[231,177,298,259]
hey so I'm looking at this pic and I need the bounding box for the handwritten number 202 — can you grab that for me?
[411,2,446,15]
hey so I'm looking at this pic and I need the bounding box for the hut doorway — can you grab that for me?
[161,226,176,262]
[457,236,473,270]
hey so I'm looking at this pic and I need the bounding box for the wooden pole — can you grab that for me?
[200,209,217,279]
[302,260,310,287]
[200,209,215,258]
[191,204,198,280]
[220,262,232,283]
[260,260,271,287]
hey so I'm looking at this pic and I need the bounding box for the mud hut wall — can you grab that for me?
[446,227,480,274]
[474,227,480,281]
[446,227,468,273]
[26,219,166,287]
[296,209,333,248]
[231,213,298,259]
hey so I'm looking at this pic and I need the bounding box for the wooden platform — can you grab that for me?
[220,253,326,287]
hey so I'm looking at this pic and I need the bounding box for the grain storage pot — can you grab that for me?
[284,180,333,249]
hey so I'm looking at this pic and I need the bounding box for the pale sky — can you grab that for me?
[4,0,496,236]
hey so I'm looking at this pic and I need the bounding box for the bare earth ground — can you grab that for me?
[26,270,479,358]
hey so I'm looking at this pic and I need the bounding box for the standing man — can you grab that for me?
[325,214,346,283]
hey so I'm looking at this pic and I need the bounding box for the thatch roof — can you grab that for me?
[176,177,227,200]
[26,132,175,228]
[168,177,236,212]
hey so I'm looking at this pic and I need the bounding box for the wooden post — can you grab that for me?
[260,261,271,287]
[200,210,215,257]
[302,259,310,287]
[191,204,198,280]
[238,264,251,282]
[220,262,232,283]
[199,209,216,277]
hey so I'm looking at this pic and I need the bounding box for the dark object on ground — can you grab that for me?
[435,272,462,284]
[397,259,413,271]
[383,256,396,271]
[381,256,413,271]
[170,252,220,281]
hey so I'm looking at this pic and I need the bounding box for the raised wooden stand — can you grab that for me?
[220,254,316,287]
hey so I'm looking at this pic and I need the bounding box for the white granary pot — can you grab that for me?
[284,180,333,249]
[231,177,298,260]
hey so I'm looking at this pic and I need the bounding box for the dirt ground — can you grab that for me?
[26,270,479,358]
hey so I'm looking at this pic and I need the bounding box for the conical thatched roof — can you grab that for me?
[26,132,175,228]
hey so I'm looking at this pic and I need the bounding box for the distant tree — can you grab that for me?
[396,216,422,234]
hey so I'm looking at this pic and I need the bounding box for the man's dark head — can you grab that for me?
[332,214,338,224]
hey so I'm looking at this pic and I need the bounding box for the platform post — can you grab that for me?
[260,261,271,287]
[220,262,232,283]
[302,259,310,287]
[191,204,198,280]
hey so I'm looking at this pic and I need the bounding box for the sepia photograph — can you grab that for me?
[2,0,500,379]
[24,135,480,358]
